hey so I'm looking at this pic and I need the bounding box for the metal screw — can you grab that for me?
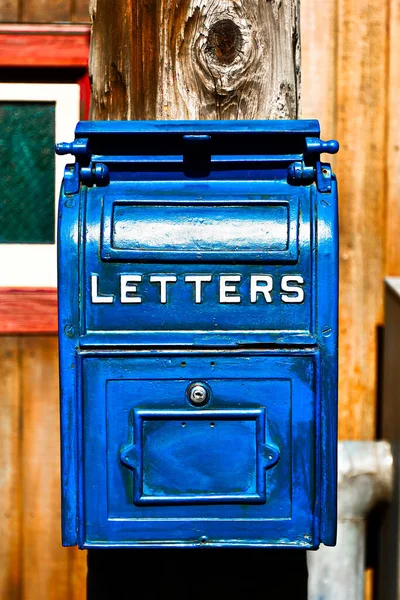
[64,197,76,208]
[321,325,333,337]
[64,324,75,337]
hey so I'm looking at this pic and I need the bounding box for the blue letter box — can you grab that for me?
[56,120,338,549]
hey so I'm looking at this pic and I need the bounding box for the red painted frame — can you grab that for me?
[0,24,90,333]
[0,289,58,334]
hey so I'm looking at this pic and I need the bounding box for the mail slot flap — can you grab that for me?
[102,196,299,263]
[120,408,279,505]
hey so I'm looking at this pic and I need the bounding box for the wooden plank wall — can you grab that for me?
[0,338,86,599]
[0,0,89,22]
[0,0,398,598]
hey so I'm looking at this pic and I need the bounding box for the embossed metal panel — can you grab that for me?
[102,198,299,261]
[57,120,339,549]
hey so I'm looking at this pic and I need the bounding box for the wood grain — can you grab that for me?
[22,0,70,23]
[0,0,19,22]
[89,0,134,119]
[67,546,87,599]
[0,289,57,334]
[20,337,67,599]
[301,0,337,141]
[90,0,300,120]
[72,0,89,23]
[386,0,400,276]
[18,337,84,600]
[336,0,388,439]
[0,338,21,600]
[0,337,87,600]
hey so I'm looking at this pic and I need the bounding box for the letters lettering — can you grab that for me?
[149,275,177,304]
[250,275,273,303]
[219,275,241,304]
[184,275,212,304]
[281,275,305,303]
[91,274,114,304]
[90,273,305,305]
[120,275,142,304]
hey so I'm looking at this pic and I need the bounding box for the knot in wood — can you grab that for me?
[205,19,243,66]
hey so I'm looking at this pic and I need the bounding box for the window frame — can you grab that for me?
[0,24,90,333]
[0,83,80,288]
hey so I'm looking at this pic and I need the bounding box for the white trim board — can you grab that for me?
[0,83,80,287]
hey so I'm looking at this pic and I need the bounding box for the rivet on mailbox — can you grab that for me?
[56,120,339,549]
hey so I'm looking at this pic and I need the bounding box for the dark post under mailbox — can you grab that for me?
[56,120,339,549]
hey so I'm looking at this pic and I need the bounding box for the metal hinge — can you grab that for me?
[55,138,109,194]
[288,137,339,193]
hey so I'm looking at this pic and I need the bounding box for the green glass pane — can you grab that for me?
[0,101,55,244]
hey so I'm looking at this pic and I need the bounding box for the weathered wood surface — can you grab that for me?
[22,0,70,23]
[301,0,336,142]
[386,0,400,277]
[0,0,89,23]
[0,337,87,600]
[72,0,90,23]
[303,0,389,445]
[0,0,18,22]
[90,0,300,120]
[20,337,69,598]
[336,0,388,440]
[0,339,21,600]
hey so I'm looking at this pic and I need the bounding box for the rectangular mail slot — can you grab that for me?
[102,198,299,262]
[57,120,338,549]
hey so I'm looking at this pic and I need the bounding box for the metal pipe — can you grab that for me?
[307,441,393,600]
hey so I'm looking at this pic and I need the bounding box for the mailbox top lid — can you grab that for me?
[56,119,338,193]
[75,119,321,137]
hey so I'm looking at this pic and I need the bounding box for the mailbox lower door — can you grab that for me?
[79,352,319,548]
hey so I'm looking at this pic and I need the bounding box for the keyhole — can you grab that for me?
[187,382,210,406]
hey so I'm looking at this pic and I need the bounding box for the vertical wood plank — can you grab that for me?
[364,569,373,600]
[336,0,388,439]
[386,0,400,276]
[0,0,19,22]
[68,547,87,600]
[89,0,134,119]
[20,337,70,600]
[301,0,337,141]
[0,338,21,600]
[22,0,71,23]
[72,0,89,22]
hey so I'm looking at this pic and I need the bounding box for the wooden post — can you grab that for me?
[88,1,305,597]
[89,0,300,121]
